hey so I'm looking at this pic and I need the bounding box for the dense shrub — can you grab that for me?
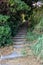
[30,7,43,29]
[31,35,43,58]
[26,16,43,59]
[0,0,31,47]
[8,0,31,36]
[0,25,11,47]
[8,15,22,36]
[0,14,10,25]
[33,17,43,33]
[26,6,43,59]
[26,31,42,42]
[0,14,12,47]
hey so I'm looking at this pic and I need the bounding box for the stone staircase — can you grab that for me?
[1,26,34,65]
[13,27,27,46]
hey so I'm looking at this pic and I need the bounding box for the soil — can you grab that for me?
[1,56,41,65]
[0,46,43,65]
[0,46,14,56]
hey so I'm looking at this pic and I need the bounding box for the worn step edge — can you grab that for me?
[1,53,26,60]
[13,39,26,41]
[13,34,26,37]
[13,37,25,39]
[13,41,26,45]
[13,44,31,48]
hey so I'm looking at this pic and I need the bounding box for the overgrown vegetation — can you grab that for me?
[0,15,11,47]
[31,35,43,58]
[0,0,43,59]
[0,0,31,47]
[0,25,11,47]
[26,6,43,59]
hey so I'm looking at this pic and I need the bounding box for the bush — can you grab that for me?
[33,17,43,33]
[26,7,43,59]
[0,0,31,47]
[8,16,21,36]
[31,35,43,58]
[8,0,31,36]
[0,14,10,25]
[26,31,42,42]
[30,7,43,29]
[0,14,12,47]
[0,25,11,47]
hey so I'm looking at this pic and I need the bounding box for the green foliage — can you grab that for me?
[26,28,43,59]
[31,35,43,58]
[39,0,43,2]
[9,0,31,23]
[0,14,10,25]
[9,18,21,36]
[26,7,43,59]
[0,0,31,37]
[9,0,30,12]
[21,49,27,56]
[0,14,12,47]
[0,0,31,47]
[8,0,31,36]
[0,25,11,47]
[30,7,43,28]
[33,17,43,33]
[26,31,42,42]
[21,0,32,6]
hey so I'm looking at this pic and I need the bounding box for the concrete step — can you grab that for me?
[1,47,32,60]
[13,39,26,42]
[1,52,24,60]
[15,34,25,37]
[13,37,25,39]
[18,32,26,35]
[14,44,31,48]
[13,41,26,45]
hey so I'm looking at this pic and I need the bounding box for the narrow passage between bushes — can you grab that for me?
[1,22,29,60]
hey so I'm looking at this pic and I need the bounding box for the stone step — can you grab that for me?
[19,28,27,30]
[13,40,26,43]
[13,39,26,42]
[14,44,31,48]
[1,47,30,60]
[13,41,26,45]
[1,47,32,60]
[15,35,26,37]
[1,64,8,65]
[13,37,25,39]
[18,29,27,31]
[1,52,24,60]
[14,36,25,39]
[17,32,26,35]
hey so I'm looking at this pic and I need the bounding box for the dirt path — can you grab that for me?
[1,56,41,65]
